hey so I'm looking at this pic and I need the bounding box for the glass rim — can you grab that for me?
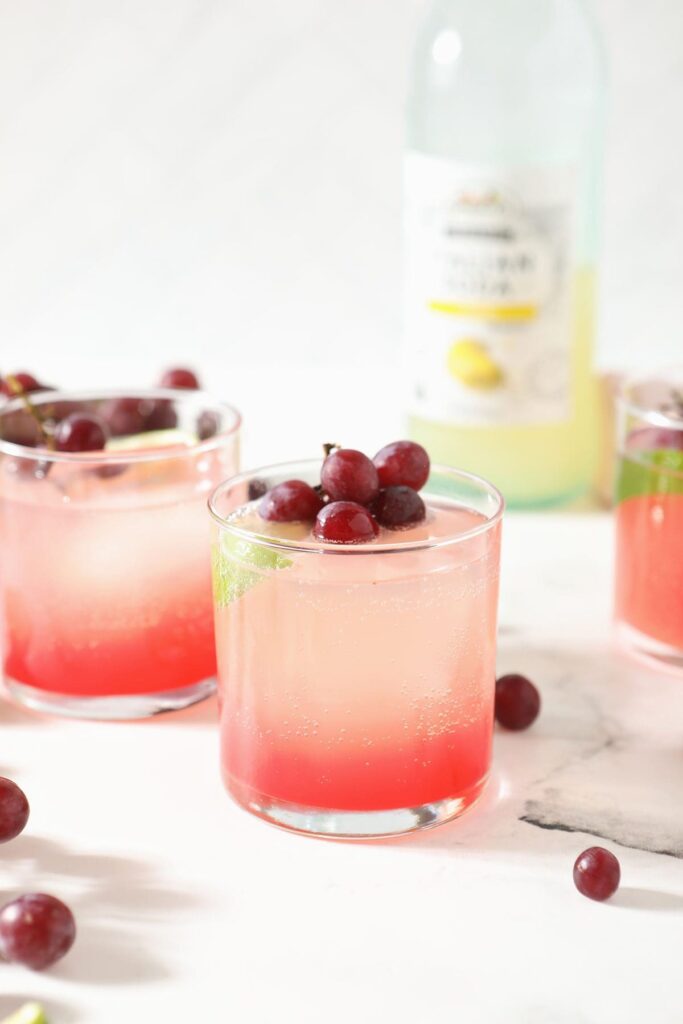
[617,367,683,431]
[0,387,242,464]
[208,458,504,556]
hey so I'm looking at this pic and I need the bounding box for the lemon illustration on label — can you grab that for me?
[447,339,504,389]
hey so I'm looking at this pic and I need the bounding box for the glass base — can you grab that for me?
[225,772,488,839]
[616,621,683,676]
[3,675,216,720]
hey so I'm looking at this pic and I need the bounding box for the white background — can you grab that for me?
[0,0,682,402]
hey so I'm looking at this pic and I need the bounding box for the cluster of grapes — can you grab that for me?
[0,777,76,970]
[0,366,201,454]
[259,440,432,543]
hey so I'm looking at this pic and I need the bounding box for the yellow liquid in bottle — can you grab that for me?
[409,268,598,508]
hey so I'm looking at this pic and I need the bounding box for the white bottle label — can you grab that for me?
[404,154,577,426]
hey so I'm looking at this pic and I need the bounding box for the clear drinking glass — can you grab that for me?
[0,389,240,718]
[209,460,503,838]
[615,369,683,671]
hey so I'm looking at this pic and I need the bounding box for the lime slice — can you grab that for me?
[106,429,198,453]
[0,1004,48,1024]
[616,449,683,503]
[212,531,292,607]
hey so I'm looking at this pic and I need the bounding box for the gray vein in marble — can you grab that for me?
[520,807,683,859]
[496,642,683,863]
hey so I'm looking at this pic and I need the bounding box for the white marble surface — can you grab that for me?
[2,510,683,1024]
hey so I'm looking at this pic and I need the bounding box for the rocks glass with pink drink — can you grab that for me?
[615,369,683,671]
[0,388,240,718]
[209,443,503,838]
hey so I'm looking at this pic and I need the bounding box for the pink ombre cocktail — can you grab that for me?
[615,370,683,670]
[0,389,240,718]
[210,460,503,838]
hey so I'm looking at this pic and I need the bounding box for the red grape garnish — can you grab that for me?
[573,847,621,902]
[54,413,109,453]
[495,673,541,730]
[248,478,268,501]
[313,501,379,543]
[1,372,43,396]
[145,398,178,431]
[13,373,42,393]
[0,777,30,844]
[260,480,323,522]
[0,893,76,970]
[321,449,379,505]
[196,410,219,441]
[373,440,430,491]
[160,367,200,390]
[101,397,148,437]
[371,486,426,529]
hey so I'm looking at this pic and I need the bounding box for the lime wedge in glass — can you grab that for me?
[616,449,683,503]
[212,531,292,607]
[0,1004,48,1024]
[106,429,198,453]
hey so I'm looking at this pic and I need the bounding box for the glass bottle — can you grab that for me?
[405,0,606,507]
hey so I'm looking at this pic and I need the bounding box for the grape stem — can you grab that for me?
[323,442,341,458]
[0,372,54,448]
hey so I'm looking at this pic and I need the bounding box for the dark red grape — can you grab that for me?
[313,501,379,543]
[260,480,323,522]
[0,413,43,448]
[1,372,43,396]
[248,478,268,501]
[14,373,42,392]
[54,413,109,453]
[495,673,541,730]
[573,847,621,902]
[0,777,30,843]
[373,440,430,491]
[145,398,178,432]
[101,397,149,437]
[196,410,219,441]
[160,367,200,390]
[0,893,76,970]
[371,486,426,528]
[321,449,379,505]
